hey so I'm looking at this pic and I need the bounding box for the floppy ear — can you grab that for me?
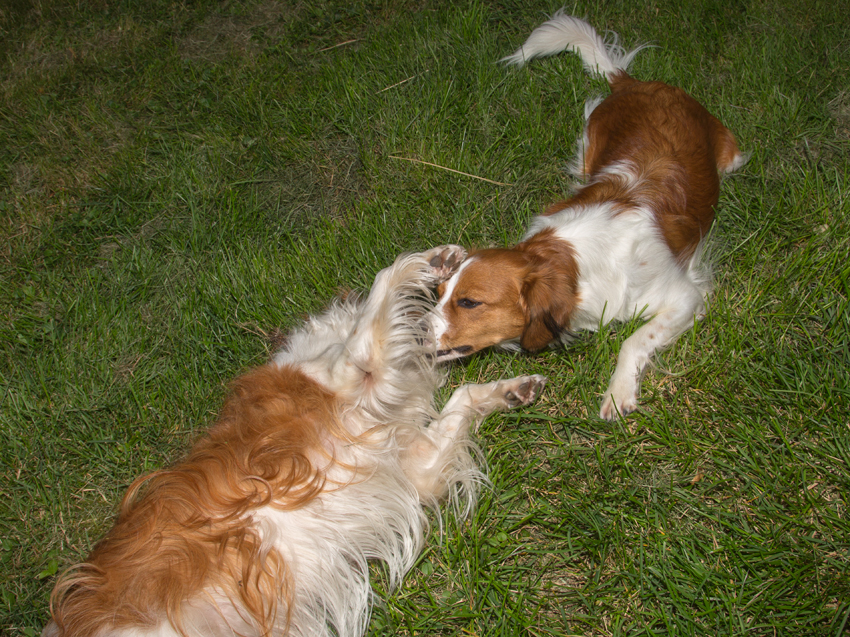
[519,268,576,351]
[517,234,580,352]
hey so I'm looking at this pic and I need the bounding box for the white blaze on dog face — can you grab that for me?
[432,251,529,361]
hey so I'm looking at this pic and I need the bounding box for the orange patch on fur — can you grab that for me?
[437,230,580,355]
[50,365,343,637]
[577,71,739,262]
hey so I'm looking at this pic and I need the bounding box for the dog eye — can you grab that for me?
[457,298,482,309]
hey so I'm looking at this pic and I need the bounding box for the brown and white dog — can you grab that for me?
[43,245,545,637]
[430,12,745,420]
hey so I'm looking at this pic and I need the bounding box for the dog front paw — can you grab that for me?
[501,374,548,409]
[463,375,546,418]
[599,385,638,420]
[421,245,467,284]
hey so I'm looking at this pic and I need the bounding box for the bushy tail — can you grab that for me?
[500,10,647,81]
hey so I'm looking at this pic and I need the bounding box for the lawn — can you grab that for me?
[1,0,848,635]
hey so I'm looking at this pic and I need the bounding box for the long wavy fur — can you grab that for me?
[46,251,485,637]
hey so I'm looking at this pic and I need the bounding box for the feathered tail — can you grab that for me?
[500,10,648,81]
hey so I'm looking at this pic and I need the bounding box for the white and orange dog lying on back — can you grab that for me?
[44,245,545,637]
[431,12,745,420]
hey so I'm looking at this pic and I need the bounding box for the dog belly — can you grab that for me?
[248,472,426,636]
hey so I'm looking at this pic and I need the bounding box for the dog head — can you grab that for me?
[430,230,580,361]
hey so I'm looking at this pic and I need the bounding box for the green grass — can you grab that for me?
[1,0,848,635]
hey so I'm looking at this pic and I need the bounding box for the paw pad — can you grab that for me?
[504,374,547,407]
[423,245,467,283]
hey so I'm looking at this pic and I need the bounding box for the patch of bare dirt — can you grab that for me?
[259,135,369,222]
[178,1,300,62]
[828,89,850,139]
